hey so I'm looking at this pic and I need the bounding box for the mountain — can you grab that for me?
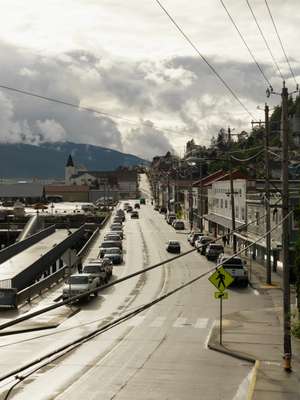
[0,142,148,179]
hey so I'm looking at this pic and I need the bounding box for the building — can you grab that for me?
[0,183,44,204]
[45,185,89,202]
[205,171,248,240]
[64,155,138,201]
[236,180,300,266]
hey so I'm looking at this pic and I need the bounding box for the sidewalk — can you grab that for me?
[207,250,300,399]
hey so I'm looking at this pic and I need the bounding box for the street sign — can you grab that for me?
[214,291,228,300]
[209,266,234,292]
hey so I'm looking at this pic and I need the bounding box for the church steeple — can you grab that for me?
[66,154,74,167]
[65,154,75,184]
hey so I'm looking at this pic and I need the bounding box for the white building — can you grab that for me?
[205,171,248,238]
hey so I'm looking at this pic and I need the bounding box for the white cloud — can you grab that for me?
[0,1,298,159]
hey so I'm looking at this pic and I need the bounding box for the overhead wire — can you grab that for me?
[0,195,282,336]
[2,208,292,398]
[219,0,273,89]
[153,0,255,119]
[264,0,298,87]
[0,84,180,137]
[245,0,284,81]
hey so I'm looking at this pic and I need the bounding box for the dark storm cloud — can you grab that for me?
[0,39,293,156]
[124,121,175,160]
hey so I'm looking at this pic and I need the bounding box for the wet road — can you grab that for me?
[0,175,270,399]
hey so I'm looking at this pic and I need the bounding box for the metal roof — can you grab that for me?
[0,183,44,198]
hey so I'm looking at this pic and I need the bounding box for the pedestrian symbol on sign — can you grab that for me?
[216,269,226,291]
[208,266,234,292]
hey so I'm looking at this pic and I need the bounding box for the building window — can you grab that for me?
[235,206,239,219]
[225,199,228,209]
[220,199,223,208]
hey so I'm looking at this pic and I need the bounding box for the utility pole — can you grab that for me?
[281,82,292,371]
[265,103,272,285]
[229,158,237,253]
[167,174,171,212]
[199,161,204,231]
[189,170,193,230]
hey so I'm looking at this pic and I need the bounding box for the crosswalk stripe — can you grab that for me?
[194,318,209,329]
[173,317,187,328]
[150,316,166,327]
[126,316,145,327]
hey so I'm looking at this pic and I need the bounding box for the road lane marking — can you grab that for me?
[150,317,166,327]
[126,316,145,327]
[194,318,208,329]
[173,317,187,328]
[204,320,216,349]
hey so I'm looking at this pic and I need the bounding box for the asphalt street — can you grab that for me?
[0,175,273,399]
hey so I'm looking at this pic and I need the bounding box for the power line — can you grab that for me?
[219,0,272,89]
[264,0,298,87]
[246,0,284,81]
[153,0,255,119]
[2,208,292,397]
[0,84,180,136]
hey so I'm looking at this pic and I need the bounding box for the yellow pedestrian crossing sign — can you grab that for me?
[214,291,228,300]
[209,267,234,292]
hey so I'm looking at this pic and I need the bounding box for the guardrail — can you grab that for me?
[77,213,110,262]
[16,265,70,307]
[0,214,111,308]
[0,225,55,264]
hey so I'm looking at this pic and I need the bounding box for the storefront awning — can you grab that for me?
[203,213,244,230]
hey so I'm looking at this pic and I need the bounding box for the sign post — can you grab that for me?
[209,267,234,345]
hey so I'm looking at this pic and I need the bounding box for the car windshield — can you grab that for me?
[101,242,116,248]
[169,241,179,245]
[105,248,121,254]
[83,266,101,274]
[221,258,244,268]
[210,245,223,250]
[68,276,89,284]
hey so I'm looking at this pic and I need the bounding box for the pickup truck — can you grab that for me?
[62,273,99,301]
[82,260,111,284]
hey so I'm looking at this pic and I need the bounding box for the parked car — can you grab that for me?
[140,198,146,204]
[101,257,113,277]
[159,206,167,214]
[166,240,181,253]
[103,247,123,264]
[112,216,123,224]
[188,232,205,246]
[205,243,224,260]
[195,236,214,254]
[126,206,133,213]
[116,209,125,216]
[99,240,122,257]
[172,220,185,230]
[217,256,248,287]
[131,211,139,219]
[82,260,110,284]
[110,223,123,231]
[110,229,123,239]
[166,214,176,225]
[62,273,99,301]
[134,203,140,209]
[104,233,122,242]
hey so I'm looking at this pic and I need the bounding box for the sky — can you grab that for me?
[0,0,299,160]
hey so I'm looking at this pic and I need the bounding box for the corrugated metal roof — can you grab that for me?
[0,183,44,197]
[45,185,89,193]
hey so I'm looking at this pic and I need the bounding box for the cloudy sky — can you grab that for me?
[0,0,299,159]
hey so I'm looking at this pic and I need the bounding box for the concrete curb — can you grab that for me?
[207,342,256,364]
[247,360,260,400]
[207,319,256,364]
